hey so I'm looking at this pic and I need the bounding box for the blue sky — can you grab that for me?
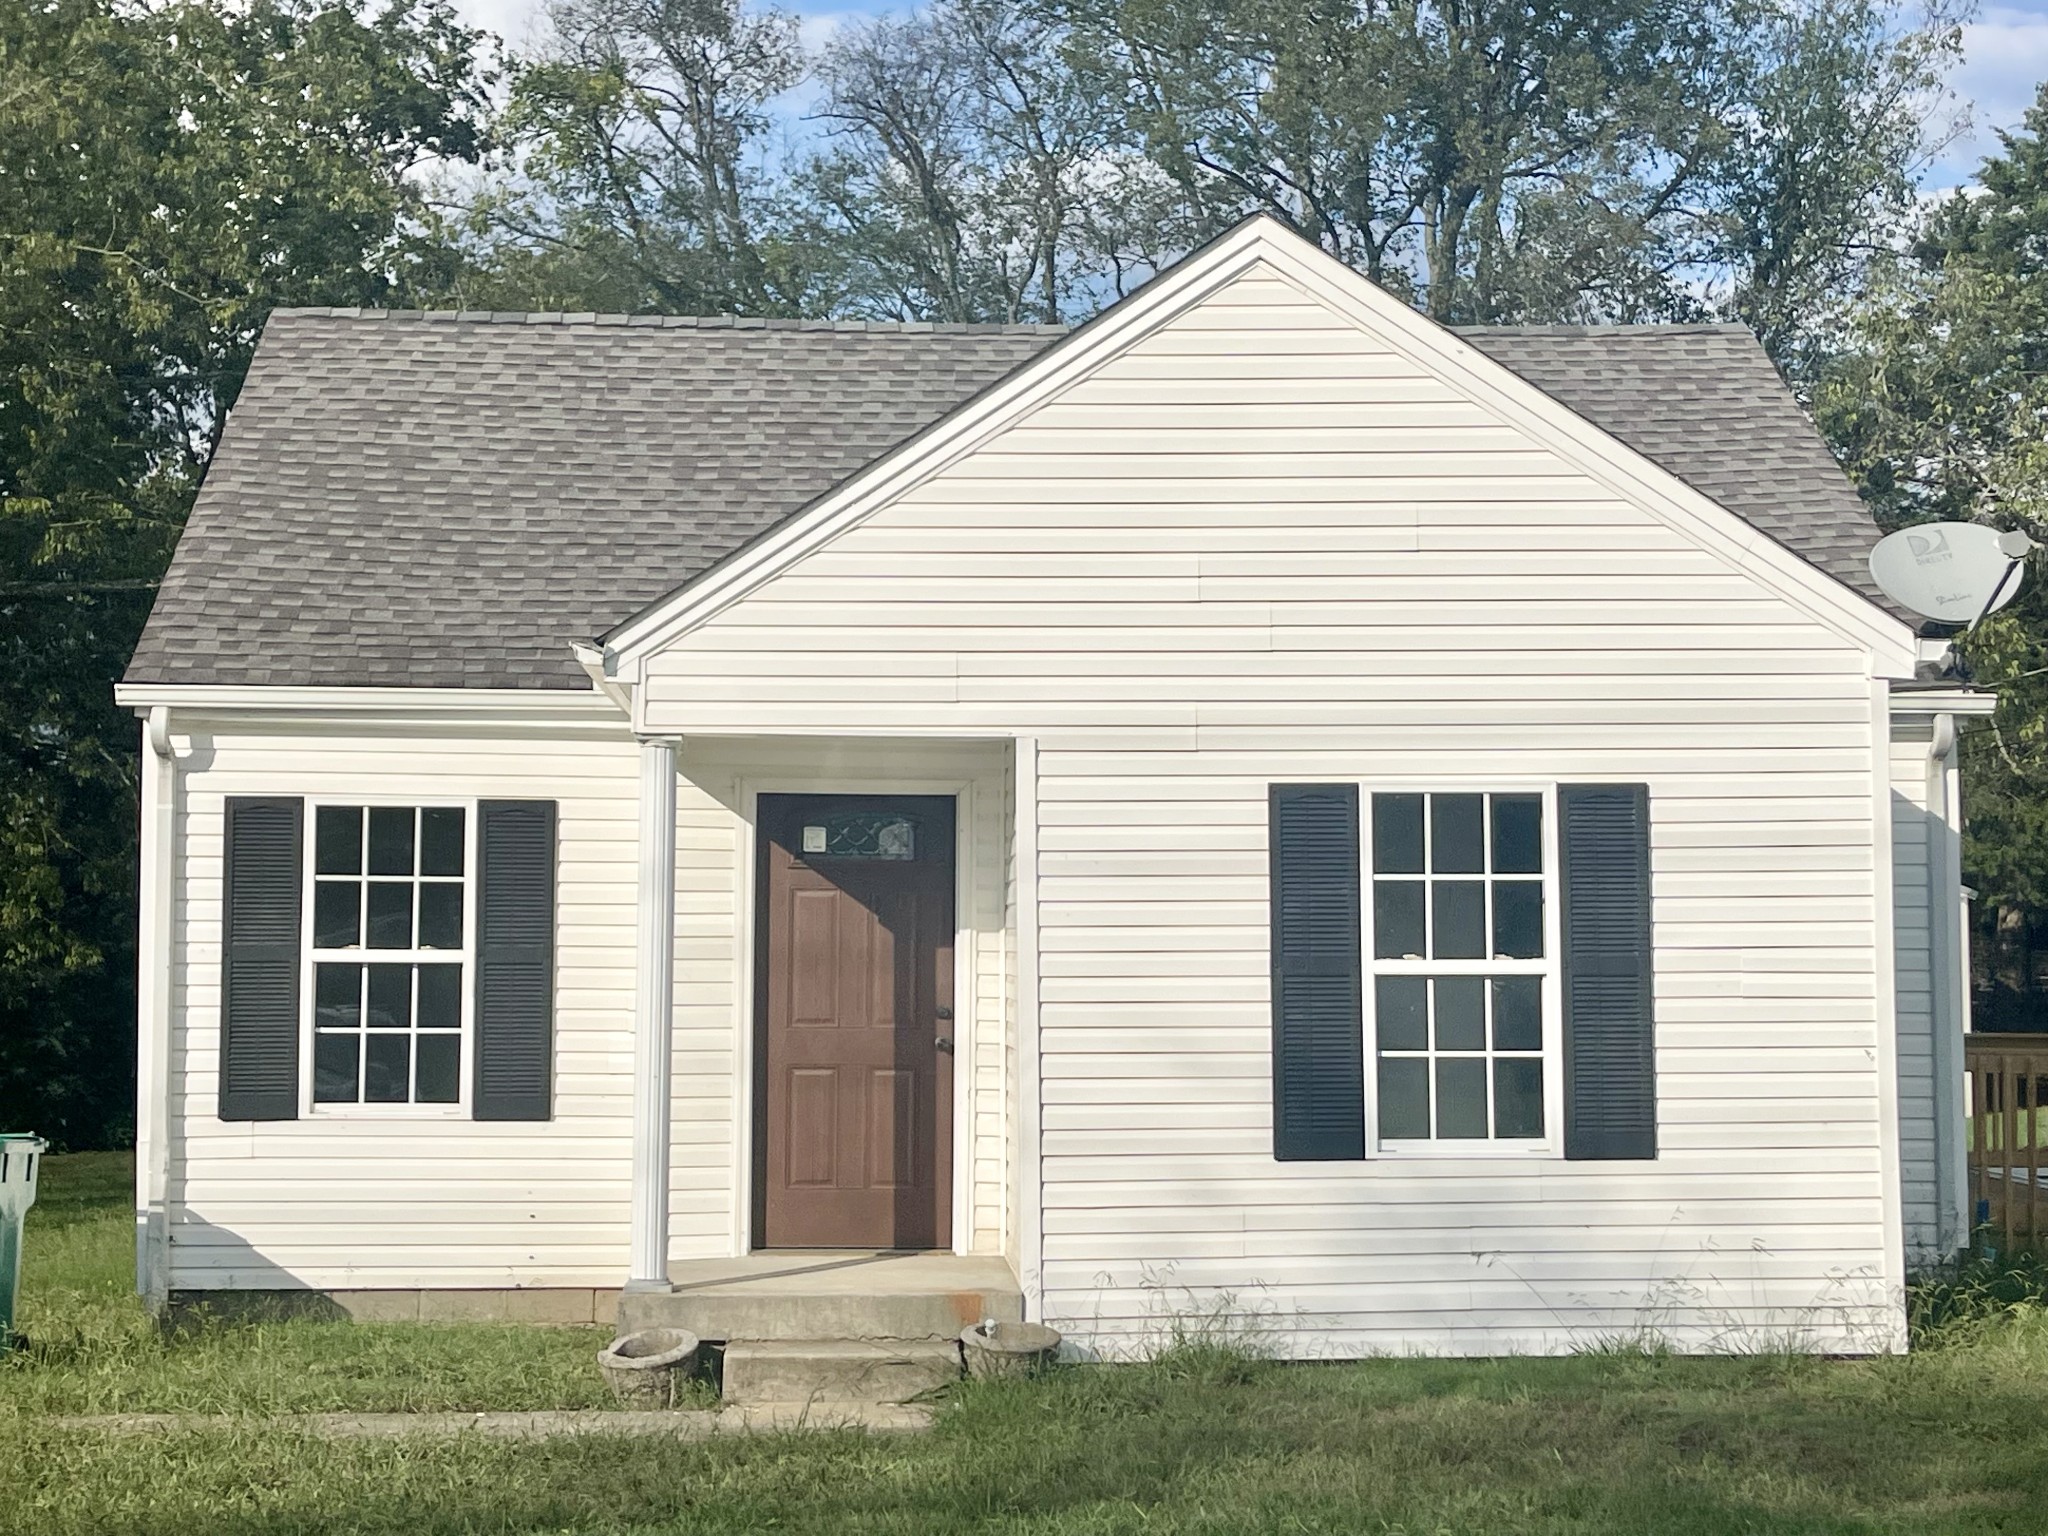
[452,0,2048,192]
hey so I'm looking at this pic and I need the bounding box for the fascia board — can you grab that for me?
[113,682,631,733]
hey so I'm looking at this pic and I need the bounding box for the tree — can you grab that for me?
[466,0,816,314]
[1051,0,1961,348]
[0,0,489,1145]
[801,0,1192,323]
[1706,0,1965,376]
[1817,82,2048,1022]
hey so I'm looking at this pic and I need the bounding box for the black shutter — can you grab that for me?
[1269,784,1365,1161]
[474,800,557,1121]
[1560,784,1657,1160]
[219,796,304,1121]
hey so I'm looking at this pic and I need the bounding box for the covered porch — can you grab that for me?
[617,732,1035,1326]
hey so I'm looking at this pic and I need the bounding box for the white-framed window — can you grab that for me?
[302,802,475,1113]
[1364,789,1562,1152]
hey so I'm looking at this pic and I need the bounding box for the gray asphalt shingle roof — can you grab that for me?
[1454,324,1892,616]
[125,310,1893,690]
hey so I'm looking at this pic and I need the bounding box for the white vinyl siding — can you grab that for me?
[1889,714,1960,1260]
[639,263,1905,1354]
[167,728,644,1289]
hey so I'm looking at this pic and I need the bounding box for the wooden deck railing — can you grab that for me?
[1967,1033,2048,1246]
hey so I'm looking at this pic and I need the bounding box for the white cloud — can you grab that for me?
[1931,2,2048,186]
[795,6,882,50]
[448,0,547,50]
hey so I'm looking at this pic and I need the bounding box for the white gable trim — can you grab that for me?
[1246,242,1917,672]
[602,216,1918,684]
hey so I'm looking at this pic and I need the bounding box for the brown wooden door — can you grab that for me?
[755,794,955,1250]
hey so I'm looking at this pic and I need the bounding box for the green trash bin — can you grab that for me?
[0,1134,47,1350]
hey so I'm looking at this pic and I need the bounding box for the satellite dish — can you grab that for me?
[1868,522,2031,625]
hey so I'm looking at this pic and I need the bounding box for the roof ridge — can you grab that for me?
[1454,322,1753,337]
[274,308,1752,341]
[269,307,1072,335]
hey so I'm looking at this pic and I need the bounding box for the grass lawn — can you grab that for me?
[1968,1105,2048,1154]
[1,1152,616,1418]
[8,1154,2048,1534]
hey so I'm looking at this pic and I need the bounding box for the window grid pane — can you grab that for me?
[307,804,469,1110]
[1371,791,1549,1144]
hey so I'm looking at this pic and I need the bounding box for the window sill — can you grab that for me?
[1371,1141,1558,1160]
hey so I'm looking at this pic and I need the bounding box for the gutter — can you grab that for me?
[571,642,634,717]
[1888,690,1997,716]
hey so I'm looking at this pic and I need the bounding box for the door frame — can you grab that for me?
[733,773,976,1256]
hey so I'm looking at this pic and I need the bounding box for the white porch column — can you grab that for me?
[136,708,177,1309]
[626,736,679,1292]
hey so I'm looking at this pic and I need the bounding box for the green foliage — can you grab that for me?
[0,0,490,1146]
[1909,1243,2048,1347]
[471,0,1962,346]
[455,0,821,314]
[1818,84,2048,1016]
[1048,0,1961,344]
[796,0,1198,322]
[1715,1,1967,375]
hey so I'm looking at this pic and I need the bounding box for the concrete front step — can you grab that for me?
[721,1339,963,1406]
[617,1252,1023,1343]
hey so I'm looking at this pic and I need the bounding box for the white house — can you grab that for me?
[116,217,1986,1357]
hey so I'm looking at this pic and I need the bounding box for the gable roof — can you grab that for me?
[125,297,1900,692]
[125,314,1061,690]
[1453,325,1890,616]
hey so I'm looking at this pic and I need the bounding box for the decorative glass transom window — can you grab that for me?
[800,811,917,860]
[307,804,470,1108]
[1368,791,1555,1144]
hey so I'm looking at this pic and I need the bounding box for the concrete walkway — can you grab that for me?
[47,1403,934,1438]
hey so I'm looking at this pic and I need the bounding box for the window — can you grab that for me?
[306,804,471,1109]
[799,810,918,860]
[1368,791,1555,1146]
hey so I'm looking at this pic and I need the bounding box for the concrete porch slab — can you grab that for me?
[617,1252,1023,1342]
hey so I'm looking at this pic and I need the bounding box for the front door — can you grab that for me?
[755,794,955,1249]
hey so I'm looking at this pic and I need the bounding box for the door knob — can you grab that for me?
[935,1007,954,1020]
[935,1037,955,1052]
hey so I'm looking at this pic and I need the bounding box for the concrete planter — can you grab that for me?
[597,1327,702,1409]
[960,1320,1061,1380]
